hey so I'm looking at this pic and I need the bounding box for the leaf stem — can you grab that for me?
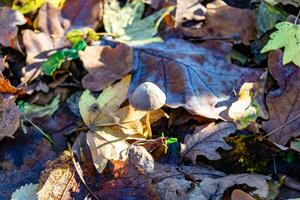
[264,112,300,138]
[295,9,300,25]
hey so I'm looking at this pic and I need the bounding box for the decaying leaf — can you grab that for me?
[128,39,263,119]
[262,50,300,145]
[12,0,65,14]
[198,174,270,199]
[181,122,236,163]
[21,30,54,84]
[261,22,300,67]
[228,73,269,131]
[79,44,133,91]
[0,95,21,141]
[175,0,206,33]
[0,76,22,95]
[95,161,159,200]
[104,0,174,45]
[0,7,26,47]
[37,151,80,200]
[181,0,256,45]
[11,183,38,200]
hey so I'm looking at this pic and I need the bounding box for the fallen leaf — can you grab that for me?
[104,0,174,45]
[198,174,270,199]
[175,0,206,34]
[79,44,133,91]
[0,131,56,199]
[21,30,54,84]
[231,189,256,200]
[261,22,300,67]
[290,140,300,153]
[79,75,155,173]
[181,0,256,45]
[262,50,300,145]
[11,183,38,200]
[228,73,269,131]
[66,28,99,45]
[20,95,60,120]
[0,7,26,47]
[128,39,263,119]
[181,122,236,163]
[37,151,80,200]
[256,1,287,37]
[95,160,159,200]
[0,76,22,95]
[0,95,21,141]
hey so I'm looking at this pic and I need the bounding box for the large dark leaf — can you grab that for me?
[128,39,263,119]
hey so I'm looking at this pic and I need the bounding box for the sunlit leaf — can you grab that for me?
[103,0,174,45]
[261,22,300,67]
[66,28,99,45]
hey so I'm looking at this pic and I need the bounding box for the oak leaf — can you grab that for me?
[262,50,300,145]
[261,22,300,67]
[181,122,236,163]
[128,39,263,119]
[78,44,133,91]
[0,7,26,47]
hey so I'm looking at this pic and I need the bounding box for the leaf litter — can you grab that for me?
[1,0,300,199]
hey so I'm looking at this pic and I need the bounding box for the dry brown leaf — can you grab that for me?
[38,0,103,39]
[181,122,236,163]
[0,76,23,95]
[21,30,54,84]
[79,44,133,91]
[0,95,20,140]
[0,7,26,47]
[262,50,300,145]
[231,189,256,200]
[198,174,270,199]
[183,0,256,45]
[95,160,159,200]
[175,0,206,34]
[128,39,263,119]
[37,151,80,200]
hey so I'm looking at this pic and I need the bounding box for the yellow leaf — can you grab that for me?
[12,0,65,14]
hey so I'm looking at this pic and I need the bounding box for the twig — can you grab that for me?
[295,9,300,25]
[25,118,55,145]
[264,112,300,138]
[69,145,101,200]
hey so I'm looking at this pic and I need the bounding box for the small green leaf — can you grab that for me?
[66,28,99,45]
[261,22,300,67]
[41,40,86,75]
[103,0,174,45]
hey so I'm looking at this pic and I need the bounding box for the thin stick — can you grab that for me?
[25,118,55,144]
[264,112,300,138]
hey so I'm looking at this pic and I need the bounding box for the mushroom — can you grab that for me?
[129,82,166,111]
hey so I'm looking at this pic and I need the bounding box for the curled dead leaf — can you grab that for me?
[181,122,236,163]
[0,7,26,47]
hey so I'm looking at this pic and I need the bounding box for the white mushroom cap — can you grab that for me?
[129,82,166,111]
